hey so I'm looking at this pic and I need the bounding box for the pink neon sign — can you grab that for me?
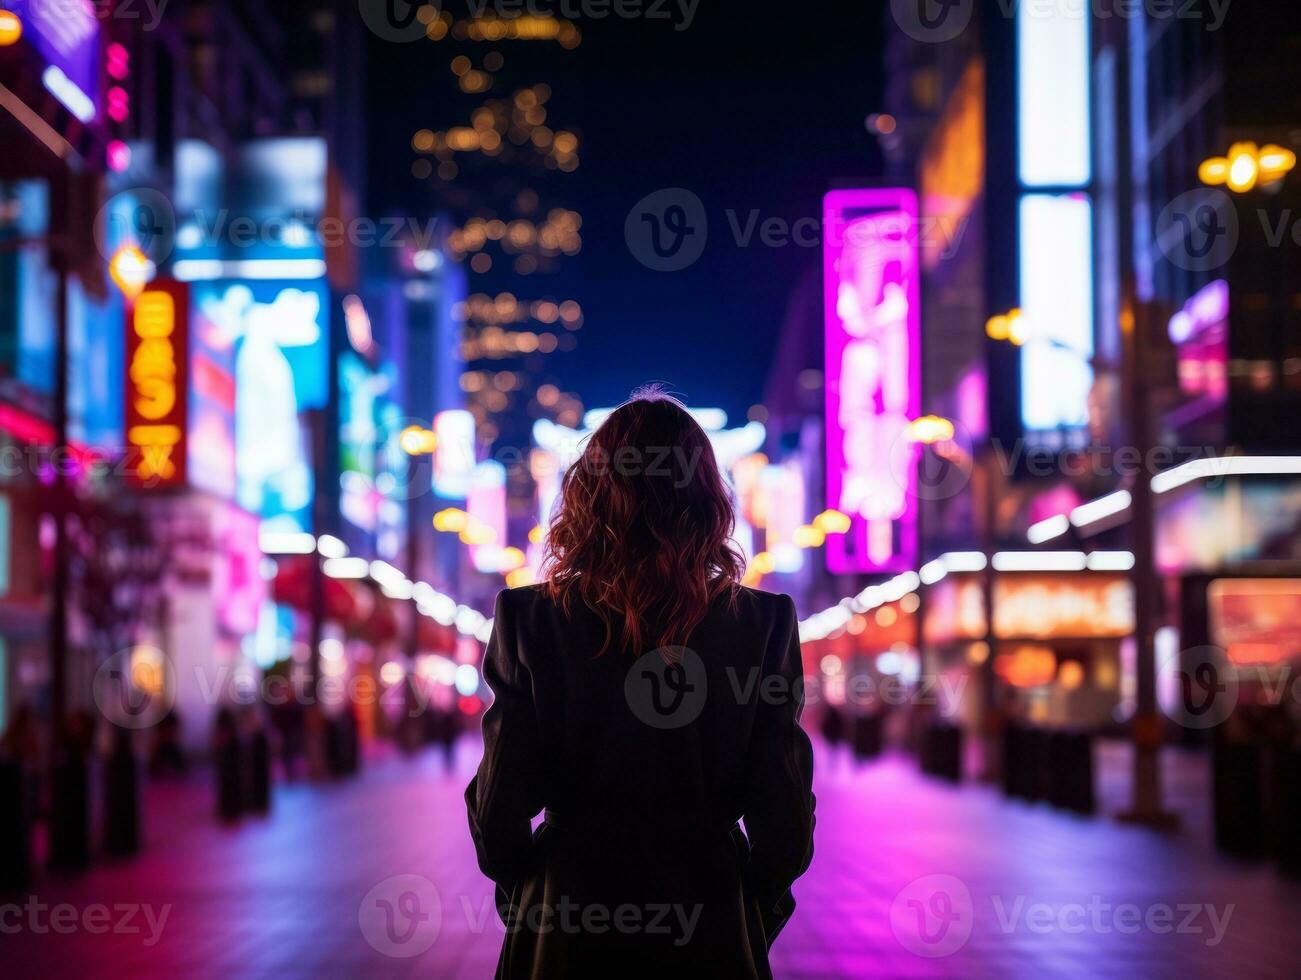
[823,189,921,574]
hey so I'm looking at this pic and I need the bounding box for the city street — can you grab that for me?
[3,1,1301,976]
[6,741,1299,979]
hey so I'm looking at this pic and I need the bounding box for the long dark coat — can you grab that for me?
[466,584,815,979]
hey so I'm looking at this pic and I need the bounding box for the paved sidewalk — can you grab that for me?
[4,740,1299,978]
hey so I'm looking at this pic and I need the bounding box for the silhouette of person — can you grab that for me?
[467,389,815,979]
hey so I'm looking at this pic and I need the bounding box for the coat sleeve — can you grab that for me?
[465,590,544,895]
[742,594,815,944]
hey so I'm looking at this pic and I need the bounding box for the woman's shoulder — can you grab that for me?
[495,583,552,618]
[733,584,797,614]
[496,582,797,632]
[715,585,798,632]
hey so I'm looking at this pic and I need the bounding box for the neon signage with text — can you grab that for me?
[126,281,188,488]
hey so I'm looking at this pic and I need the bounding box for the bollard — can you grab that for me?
[1060,730,1095,815]
[345,712,361,775]
[245,727,272,814]
[325,715,346,776]
[851,713,881,760]
[214,710,245,821]
[1025,727,1052,802]
[0,759,31,889]
[1272,745,1301,876]
[49,750,91,872]
[1212,732,1266,857]
[1002,723,1023,799]
[940,723,963,783]
[1045,730,1068,809]
[103,728,141,856]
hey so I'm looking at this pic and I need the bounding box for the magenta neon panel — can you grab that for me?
[823,189,921,574]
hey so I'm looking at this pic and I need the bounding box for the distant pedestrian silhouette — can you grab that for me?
[467,387,815,979]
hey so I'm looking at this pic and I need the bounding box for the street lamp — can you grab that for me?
[1199,141,1296,193]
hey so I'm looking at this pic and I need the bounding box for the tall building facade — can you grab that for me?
[865,0,1301,824]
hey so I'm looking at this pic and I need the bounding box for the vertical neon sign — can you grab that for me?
[126,281,189,490]
[823,189,921,574]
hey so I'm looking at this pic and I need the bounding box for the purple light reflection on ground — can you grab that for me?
[4,739,1299,978]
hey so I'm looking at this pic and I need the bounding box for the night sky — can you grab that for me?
[368,2,885,424]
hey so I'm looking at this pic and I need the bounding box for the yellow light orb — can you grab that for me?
[400,426,437,456]
[793,524,826,549]
[433,508,468,533]
[505,568,535,589]
[813,509,852,535]
[0,11,22,47]
[1257,144,1297,181]
[109,244,154,299]
[908,415,956,445]
[1226,143,1259,193]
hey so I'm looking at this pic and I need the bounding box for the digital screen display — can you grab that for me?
[190,281,328,531]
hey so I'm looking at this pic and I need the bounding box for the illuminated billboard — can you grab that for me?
[339,349,408,558]
[1019,193,1095,435]
[126,281,188,490]
[1015,3,1095,447]
[823,188,921,574]
[193,281,328,531]
[433,409,476,499]
[187,287,238,499]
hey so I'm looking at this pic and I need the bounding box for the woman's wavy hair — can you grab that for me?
[542,386,744,654]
